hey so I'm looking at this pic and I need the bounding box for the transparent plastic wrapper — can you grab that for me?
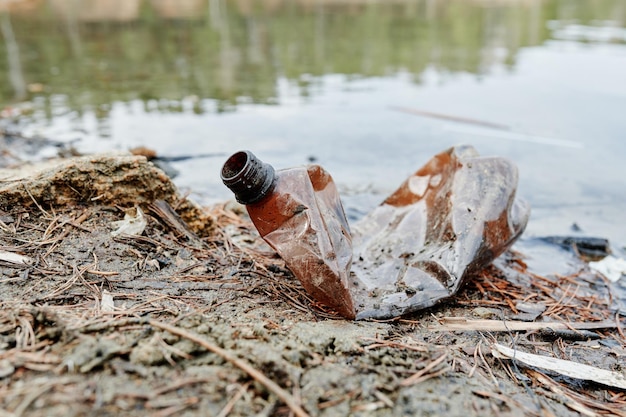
[350,145,530,319]
[221,146,530,320]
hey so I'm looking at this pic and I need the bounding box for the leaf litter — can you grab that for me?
[0,154,624,417]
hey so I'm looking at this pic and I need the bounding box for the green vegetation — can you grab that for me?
[0,0,624,117]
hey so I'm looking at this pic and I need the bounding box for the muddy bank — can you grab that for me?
[0,154,624,416]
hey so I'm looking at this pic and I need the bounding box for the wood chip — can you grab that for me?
[101,290,115,313]
[0,249,32,265]
[430,317,617,332]
[492,344,626,390]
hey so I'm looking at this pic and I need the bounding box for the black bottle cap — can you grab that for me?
[221,151,276,204]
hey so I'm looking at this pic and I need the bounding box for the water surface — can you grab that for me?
[1,0,625,253]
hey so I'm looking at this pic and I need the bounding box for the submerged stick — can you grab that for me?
[390,106,510,130]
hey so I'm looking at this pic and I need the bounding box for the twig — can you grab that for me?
[72,316,310,416]
[215,382,250,417]
[472,390,541,416]
[527,370,598,417]
[70,317,143,332]
[477,343,499,388]
[151,397,199,417]
[389,106,510,130]
[12,378,74,417]
[402,365,452,386]
[42,262,91,301]
[148,200,206,248]
[22,184,50,219]
[430,318,618,332]
[147,319,310,417]
[468,345,479,378]
[616,312,625,342]
[400,352,448,386]
[493,344,626,390]
[38,209,92,248]
[362,337,429,353]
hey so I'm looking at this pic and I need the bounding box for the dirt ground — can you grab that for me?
[0,155,625,417]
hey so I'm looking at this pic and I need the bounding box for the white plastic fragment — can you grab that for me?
[145,259,161,270]
[101,290,115,312]
[0,359,15,379]
[589,255,626,283]
[0,250,33,265]
[110,207,147,237]
[492,343,626,390]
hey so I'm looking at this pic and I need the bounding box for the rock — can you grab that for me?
[0,153,214,236]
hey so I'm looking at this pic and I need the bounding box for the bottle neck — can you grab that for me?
[221,151,276,204]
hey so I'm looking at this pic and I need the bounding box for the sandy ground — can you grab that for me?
[0,155,625,417]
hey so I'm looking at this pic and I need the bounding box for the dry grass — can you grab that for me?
[0,202,624,416]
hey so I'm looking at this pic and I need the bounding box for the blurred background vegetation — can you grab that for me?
[0,0,624,118]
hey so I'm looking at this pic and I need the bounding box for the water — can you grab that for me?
[1,0,625,257]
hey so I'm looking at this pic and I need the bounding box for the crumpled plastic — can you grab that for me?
[349,145,530,319]
[589,255,626,283]
[110,207,147,237]
[223,145,530,320]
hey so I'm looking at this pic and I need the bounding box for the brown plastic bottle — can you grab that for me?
[221,151,356,319]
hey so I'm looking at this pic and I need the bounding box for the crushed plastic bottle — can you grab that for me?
[221,151,356,319]
[221,146,530,320]
[350,145,530,319]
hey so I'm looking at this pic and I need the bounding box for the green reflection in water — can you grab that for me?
[0,0,624,119]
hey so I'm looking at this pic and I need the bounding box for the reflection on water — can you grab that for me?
[1,0,626,257]
[1,0,624,117]
[0,10,27,100]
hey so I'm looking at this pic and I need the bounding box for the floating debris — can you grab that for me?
[589,255,626,283]
[540,235,611,261]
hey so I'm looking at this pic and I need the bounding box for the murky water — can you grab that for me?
[1,0,625,257]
